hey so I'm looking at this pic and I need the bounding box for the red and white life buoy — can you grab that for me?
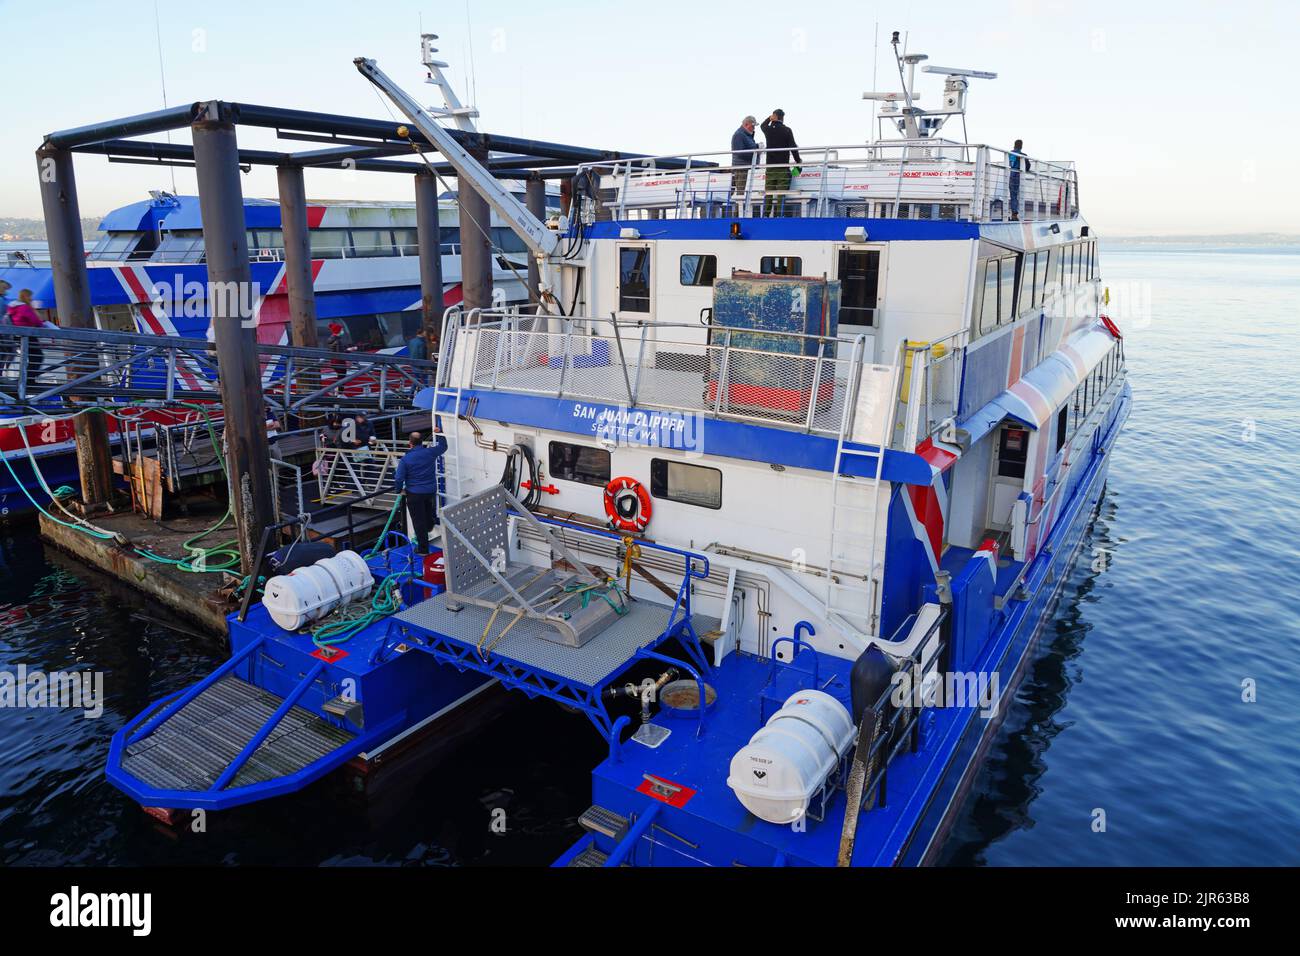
[604,476,652,533]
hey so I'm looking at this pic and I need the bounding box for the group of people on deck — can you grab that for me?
[730,111,802,213]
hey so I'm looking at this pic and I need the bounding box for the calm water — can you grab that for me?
[2,243,1297,866]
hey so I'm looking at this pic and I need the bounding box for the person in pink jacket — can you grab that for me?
[7,289,48,393]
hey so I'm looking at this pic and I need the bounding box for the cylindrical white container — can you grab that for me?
[261,551,373,632]
[726,689,855,824]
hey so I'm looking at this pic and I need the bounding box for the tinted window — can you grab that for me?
[996,427,1028,479]
[998,258,1015,325]
[837,249,880,328]
[650,459,722,509]
[549,441,610,486]
[680,254,718,286]
[759,256,802,276]
[618,247,651,312]
[979,259,1000,335]
[1056,406,1069,452]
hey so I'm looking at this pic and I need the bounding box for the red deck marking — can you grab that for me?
[311,647,349,663]
[637,774,696,808]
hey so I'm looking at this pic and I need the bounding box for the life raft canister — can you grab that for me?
[604,476,652,533]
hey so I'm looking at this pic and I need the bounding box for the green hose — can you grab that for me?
[365,492,405,557]
[11,402,242,571]
[310,571,408,652]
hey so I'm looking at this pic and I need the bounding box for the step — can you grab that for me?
[567,845,610,868]
[578,804,629,841]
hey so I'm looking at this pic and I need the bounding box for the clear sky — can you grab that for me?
[2,0,1297,235]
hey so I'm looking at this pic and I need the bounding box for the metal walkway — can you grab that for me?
[119,675,354,792]
[0,324,434,412]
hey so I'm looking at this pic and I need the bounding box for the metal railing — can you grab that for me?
[0,324,435,411]
[270,457,306,521]
[315,439,404,510]
[449,309,872,437]
[578,141,1079,224]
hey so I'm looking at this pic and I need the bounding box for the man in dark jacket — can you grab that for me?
[759,110,802,214]
[730,115,760,195]
[393,429,448,555]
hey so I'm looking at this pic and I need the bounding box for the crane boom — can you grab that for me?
[354,56,559,258]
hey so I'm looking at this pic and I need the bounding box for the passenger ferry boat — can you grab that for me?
[106,39,1130,867]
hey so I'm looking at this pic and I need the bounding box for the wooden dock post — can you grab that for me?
[457,146,494,314]
[191,101,276,573]
[275,162,319,348]
[415,167,444,346]
[35,144,113,509]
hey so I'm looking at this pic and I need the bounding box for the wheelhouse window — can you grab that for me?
[759,256,802,276]
[1035,250,1051,307]
[680,254,718,286]
[998,257,1016,325]
[549,441,611,487]
[978,259,1000,335]
[88,232,144,262]
[650,459,722,509]
[618,247,651,312]
[837,249,880,328]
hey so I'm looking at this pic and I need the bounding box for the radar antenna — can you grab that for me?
[420,33,480,132]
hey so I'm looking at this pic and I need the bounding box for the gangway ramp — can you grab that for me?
[0,324,434,413]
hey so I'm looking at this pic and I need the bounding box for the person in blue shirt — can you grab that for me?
[1008,139,1031,221]
[393,427,448,555]
[730,115,760,196]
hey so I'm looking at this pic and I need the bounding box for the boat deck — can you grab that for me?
[569,648,972,867]
[395,591,717,688]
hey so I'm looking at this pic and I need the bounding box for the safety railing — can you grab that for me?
[451,310,869,437]
[315,438,404,511]
[270,457,306,522]
[577,141,1078,224]
[0,324,435,411]
[900,329,968,447]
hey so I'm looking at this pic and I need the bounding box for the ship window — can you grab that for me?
[938,204,957,221]
[350,229,396,258]
[978,259,1000,335]
[1024,253,1038,313]
[89,232,143,262]
[490,227,528,255]
[393,228,417,254]
[996,427,1028,479]
[998,258,1015,325]
[759,256,802,276]
[1035,250,1051,307]
[650,459,722,510]
[618,246,652,312]
[1056,406,1069,453]
[548,441,611,487]
[680,254,718,286]
[837,249,880,328]
[310,229,350,259]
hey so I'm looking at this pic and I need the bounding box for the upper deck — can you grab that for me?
[574,140,1078,226]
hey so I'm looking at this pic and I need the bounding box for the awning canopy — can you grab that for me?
[962,324,1117,439]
